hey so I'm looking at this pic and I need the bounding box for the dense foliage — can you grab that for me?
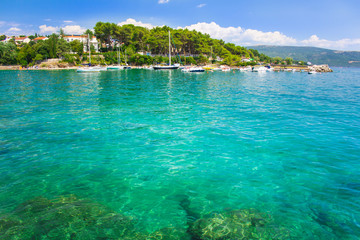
[0,33,84,67]
[94,22,264,66]
[0,22,278,66]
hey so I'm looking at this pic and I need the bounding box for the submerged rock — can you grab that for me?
[188,209,291,240]
[148,227,191,240]
[0,195,194,240]
[0,195,142,240]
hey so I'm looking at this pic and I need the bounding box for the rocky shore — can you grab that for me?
[308,64,333,72]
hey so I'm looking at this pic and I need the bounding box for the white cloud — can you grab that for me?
[39,24,86,35]
[63,20,73,23]
[39,24,58,33]
[8,27,21,32]
[63,25,86,35]
[180,22,297,46]
[197,4,206,8]
[118,18,157,29]
[300,35,360,50]
[158,0,169,4]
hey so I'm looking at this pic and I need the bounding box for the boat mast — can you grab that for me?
[168,30,171,66]
[117,43,120,66]
[125,49,127,65]
[88,34,91,65]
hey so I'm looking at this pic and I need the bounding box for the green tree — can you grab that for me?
[273,56,283,64]
[59,28,65,38]
[47,34,58,58]
[0,35,6,41]
[56,38,71,58]
[34,54,43,63]
[70,40,83,56]
[17,44,35,66]
[0,42,18,65]
[94,22,117,50]
[285,57,293,65]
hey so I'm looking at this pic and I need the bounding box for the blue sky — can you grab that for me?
[1,0,360,50]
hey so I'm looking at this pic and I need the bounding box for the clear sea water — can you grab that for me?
[0,68,359,239]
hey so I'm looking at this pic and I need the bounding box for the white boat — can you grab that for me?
[153,31,179,70]
[77,34,107,73]
[220,66,231,72]
[212,67,222,71]
[182,67,205,73]
[239,66,252,72]
[308,71,317,74]
[144,66,154,70]
[107,65,124,70]
[107,45,123,70]
[77,67,101,73]
[77,66,107,73]
[252,66,267,72]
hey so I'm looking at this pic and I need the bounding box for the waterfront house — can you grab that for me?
[0,36,12,43]
[63,35,99,52]
[14,37,31,44]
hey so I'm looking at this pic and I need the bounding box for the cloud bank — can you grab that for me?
[5,19,359,51]
[180,21,360,51]
[39,24,85,35]
[115,19,360,50]
[118,18,157,29]
[8,27,21,32]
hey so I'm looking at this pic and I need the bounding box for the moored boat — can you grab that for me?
[182,66,205,72]
[153,31,180,70]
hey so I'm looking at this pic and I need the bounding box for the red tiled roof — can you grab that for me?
[15,37,27,40]
[64,35,96,38]
[33,37,47,41]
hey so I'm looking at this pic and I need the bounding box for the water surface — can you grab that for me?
[0,68,359,239]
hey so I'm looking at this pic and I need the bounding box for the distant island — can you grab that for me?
[248,45,360,67]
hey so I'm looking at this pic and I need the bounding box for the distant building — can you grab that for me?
[0,36,11,43]
[216,56,223,62]
[63,35,99,52]
[137,51,152,56]
[14,37,31,44]
[33,37,49,42]
[242,58,251,62]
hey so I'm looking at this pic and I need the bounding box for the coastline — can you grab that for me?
[0,65,79,71]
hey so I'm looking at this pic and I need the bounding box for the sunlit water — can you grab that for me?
[0,68,360,239]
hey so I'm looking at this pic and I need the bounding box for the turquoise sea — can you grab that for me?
[0,68,359,239]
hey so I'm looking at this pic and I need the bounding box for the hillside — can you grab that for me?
[248,45,360,67]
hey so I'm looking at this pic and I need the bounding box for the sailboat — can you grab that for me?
[77,34,107,73]
[107,43,123,70]
[123,49,131,69]
[153,31,180,70]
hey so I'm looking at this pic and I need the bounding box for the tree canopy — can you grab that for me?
[0,21,279,66]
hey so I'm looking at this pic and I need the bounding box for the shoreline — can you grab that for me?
[0,64,333,72]
[0,66,79,71]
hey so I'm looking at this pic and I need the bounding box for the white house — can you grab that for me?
[14,36,31,44]
[63,35,99,52]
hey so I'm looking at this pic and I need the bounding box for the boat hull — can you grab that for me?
[153,66,179,70]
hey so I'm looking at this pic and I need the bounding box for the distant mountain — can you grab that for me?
[247,45,360,67]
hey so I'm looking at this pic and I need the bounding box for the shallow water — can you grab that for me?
[0,68,360,239]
